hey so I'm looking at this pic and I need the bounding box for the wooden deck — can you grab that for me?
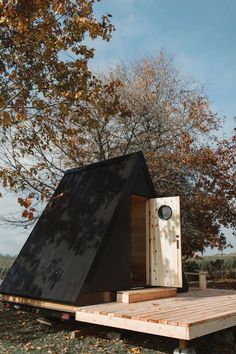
[76,289,236,340]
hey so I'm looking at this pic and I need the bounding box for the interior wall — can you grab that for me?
[131,195,148,287]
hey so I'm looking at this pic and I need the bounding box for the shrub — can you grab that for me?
[184,254,236,280]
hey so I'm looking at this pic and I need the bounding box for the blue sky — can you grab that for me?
[92,0,235,136]
[0,0,235,255]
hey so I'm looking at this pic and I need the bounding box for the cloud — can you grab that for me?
[0,228,27,256]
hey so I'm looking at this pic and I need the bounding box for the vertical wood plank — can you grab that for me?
[149,199,158,285]
[131,196,147,285]
[146,200,150,285]
[199,272,207,290]
[149,197,182,288]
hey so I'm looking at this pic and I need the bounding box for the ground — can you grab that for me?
[1,303,236,354]
[208,279,236,290]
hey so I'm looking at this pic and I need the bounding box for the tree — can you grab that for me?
[0,0,125,224]
[86,54,236,255]
[0,6,235,258]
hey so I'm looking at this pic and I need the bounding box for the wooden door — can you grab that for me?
[146,196,182,287]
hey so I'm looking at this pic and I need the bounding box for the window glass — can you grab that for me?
[158,205,172,220]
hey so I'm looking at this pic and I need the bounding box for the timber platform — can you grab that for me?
[76,289,236,341]
[2,288,236,351]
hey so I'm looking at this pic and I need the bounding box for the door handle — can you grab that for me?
[176,240,180,249]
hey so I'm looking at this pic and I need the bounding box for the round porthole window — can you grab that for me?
[158,205,172,220]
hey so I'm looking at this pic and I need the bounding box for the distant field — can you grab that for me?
[0,254,15,279]
[1,253,236,282]
[185,253,236,279]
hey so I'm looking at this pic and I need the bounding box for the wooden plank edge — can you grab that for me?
[188,313,236,339]
[187,308,236,327]
[76,310,188,340]
[1,294,77,313]
[117,287,177,295]
[117,288,177,303]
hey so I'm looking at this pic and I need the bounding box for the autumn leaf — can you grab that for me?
[18,197,24,206]
[28,212,34,221]
[22,210,29,218]
[130,348,141,354]
[1,112,12,127]
[16,113,26,121]
[0,95,6,108]
[24,197,32,208]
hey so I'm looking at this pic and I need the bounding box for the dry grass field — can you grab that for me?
[1,302,236,354]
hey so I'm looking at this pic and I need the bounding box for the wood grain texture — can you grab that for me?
[76,289,236,340]
[185,272,208,290]
[146,200,150,285]
[148,197,182,288]
[1,294,77,313]
[131,195,148,286]
[1,291,114,312]
[148,199,158,285]
[117,287,177,303]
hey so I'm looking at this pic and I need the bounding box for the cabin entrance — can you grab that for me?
[130,195,148,287]
[131,195,182,288]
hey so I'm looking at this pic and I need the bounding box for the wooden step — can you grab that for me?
[116,287,177,303]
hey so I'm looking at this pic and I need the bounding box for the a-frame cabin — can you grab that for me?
[0,151,182,308]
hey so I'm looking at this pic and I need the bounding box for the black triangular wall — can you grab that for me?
[0,152,156,305]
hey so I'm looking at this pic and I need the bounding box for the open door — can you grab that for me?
[147,196,182,287]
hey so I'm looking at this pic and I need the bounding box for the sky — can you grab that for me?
[0,0,235,255]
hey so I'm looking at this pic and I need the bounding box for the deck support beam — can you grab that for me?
[179,339,188,350]
[174,340,196,354]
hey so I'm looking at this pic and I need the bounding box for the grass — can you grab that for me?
[0,254,15,279]
[1,303,236,354]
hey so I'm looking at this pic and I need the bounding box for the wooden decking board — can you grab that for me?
[180,306,236,326]
[138,297,235,315]
[81,295,236,322]
[172,300,236,320]
[82,295,179,313]
[141,298,236,323]
[76,289,236,340]
[79,289,233,314]
[124,296,235,316]
[118,301,236,325]
[90,293,236,321]
[149,305,236,327]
